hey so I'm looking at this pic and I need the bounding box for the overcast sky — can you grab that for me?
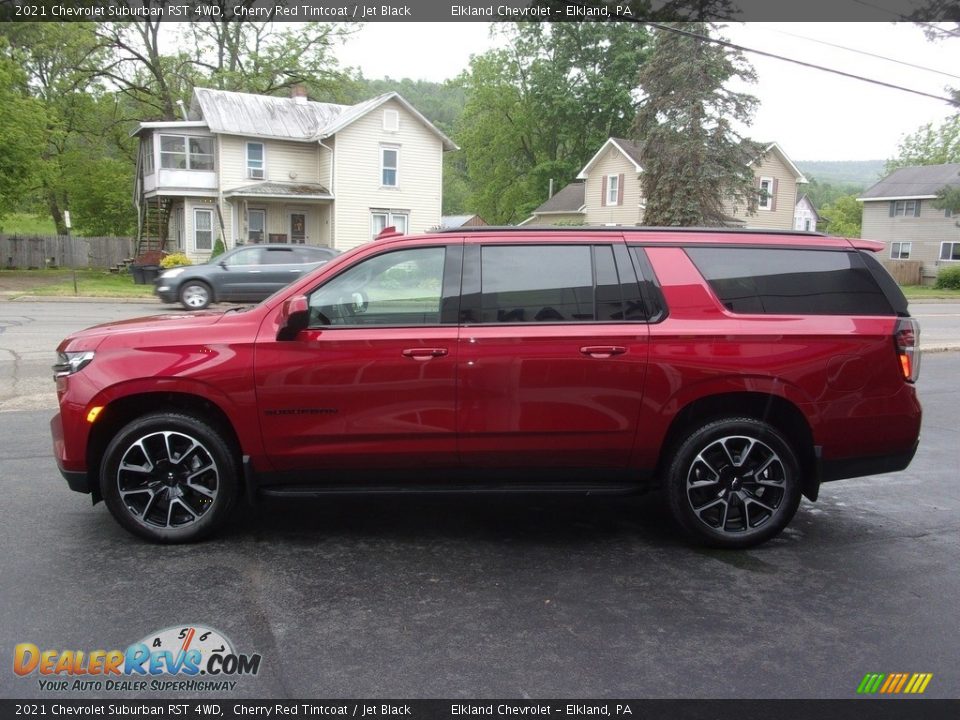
[335,22,957,163]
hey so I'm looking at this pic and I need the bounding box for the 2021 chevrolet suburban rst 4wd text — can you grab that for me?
[50,227,922,548]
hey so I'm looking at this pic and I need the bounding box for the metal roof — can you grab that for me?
[223,181,332,200]
[184,88,457,150]
[858,163,960,201]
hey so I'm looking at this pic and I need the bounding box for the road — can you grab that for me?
[0,299,958,699]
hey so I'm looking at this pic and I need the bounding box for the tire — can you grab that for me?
[179,281,212,310]
[100,412,239,543]
[664,417,802,549]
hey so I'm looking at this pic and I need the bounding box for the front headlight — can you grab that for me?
[53,350,95,378]
[160,267,187,279]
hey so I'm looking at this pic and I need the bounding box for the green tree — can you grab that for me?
[634,23,762,226]
[0,47,48,226]
[819,194,862,238]
[457,23,651,223]
[886,114,960,173]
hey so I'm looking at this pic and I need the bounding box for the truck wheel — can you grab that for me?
[665,417,802,549]
[100,412,239,543]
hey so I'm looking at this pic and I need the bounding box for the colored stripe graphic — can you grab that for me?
[857,673,932,694]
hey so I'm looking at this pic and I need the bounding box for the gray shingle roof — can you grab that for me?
[859,163,960,200]
[610,137,644,167]
[533,182,586,214]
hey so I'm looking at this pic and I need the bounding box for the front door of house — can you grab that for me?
[290,212,307,244]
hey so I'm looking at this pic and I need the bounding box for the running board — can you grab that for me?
[258,481,643,499]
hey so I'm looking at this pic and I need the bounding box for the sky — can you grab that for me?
[335,22,958,162]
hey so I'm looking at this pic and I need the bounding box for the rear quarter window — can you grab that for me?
[685,247,894,316]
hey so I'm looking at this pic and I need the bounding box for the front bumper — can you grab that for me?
[50,411,92,494]
[154,284,178,303]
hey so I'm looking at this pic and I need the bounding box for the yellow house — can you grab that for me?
[524,138,807,229]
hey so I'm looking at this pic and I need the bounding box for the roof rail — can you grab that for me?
[437,225,826,237]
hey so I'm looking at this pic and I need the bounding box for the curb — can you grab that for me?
[3,294,159,304]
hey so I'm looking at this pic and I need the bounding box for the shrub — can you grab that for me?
[160,252,192,269]
[210,238,226,260]
[935,265,960,290]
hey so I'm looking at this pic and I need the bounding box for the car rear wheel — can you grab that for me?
[179,281,212,310]
[100,412,239,543]
[665,417,802,548]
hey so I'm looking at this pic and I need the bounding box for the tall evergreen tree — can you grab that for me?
[634,23,762,226]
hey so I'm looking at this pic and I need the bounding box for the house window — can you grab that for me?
[804,219,812,231]
[758,177,775,210]
[371,210,409,238]
[143,136,154,173]
[381,146,399,187]
[383,109,399,132]
[890,242,911,259]
[159,134,214,171]
[194,208,213,251]
[248,209,265,243]
[891,200,922,217]
[607,175,619,206]
[946,208,954,218]
[247,142,264,179]
[940,242,960,261]
[189,138,214,170]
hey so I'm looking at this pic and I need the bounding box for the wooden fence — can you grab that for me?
[881,260,923,286]
[0,235,134,269]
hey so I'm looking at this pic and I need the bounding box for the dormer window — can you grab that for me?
[247,142,265,179]
[383,109,399,132]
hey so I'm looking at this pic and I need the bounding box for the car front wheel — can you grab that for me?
[665,417,802,548]
[100,413,239,543]
[179,281,212,310]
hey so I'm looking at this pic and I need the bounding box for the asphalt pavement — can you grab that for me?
[0,299,958,699]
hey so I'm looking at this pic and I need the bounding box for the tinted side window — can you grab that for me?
[479,245,594,323]
[223,248,261,266]
[686,247,894,316]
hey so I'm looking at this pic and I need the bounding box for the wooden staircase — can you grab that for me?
[135,198,172,260]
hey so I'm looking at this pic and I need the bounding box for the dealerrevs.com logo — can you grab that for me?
[13,625,262,692]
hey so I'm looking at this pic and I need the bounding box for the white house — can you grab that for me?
[794,194,821,232]
[133,85,457,261]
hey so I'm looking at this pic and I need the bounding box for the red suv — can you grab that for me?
[51,228,922,547]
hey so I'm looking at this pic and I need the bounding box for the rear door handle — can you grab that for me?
[580,345,626,358]
[402,347,449,360]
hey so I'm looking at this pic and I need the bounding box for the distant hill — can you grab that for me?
[795,160,886,187]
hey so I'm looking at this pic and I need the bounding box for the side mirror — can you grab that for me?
[276,295,309,341]
[219,260,228,270]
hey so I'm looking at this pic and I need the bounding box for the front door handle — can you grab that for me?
[580,345,626,359]
[402,347,449,360]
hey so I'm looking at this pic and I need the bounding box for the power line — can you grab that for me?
[768,27,960,81]
[644,22,957,105]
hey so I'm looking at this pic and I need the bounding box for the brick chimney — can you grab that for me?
[291,84,308,104]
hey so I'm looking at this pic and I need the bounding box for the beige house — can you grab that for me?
[859,163,960,284]
[524,138,807,230]
[133,86,456,261]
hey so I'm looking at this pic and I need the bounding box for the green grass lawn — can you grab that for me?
[0,212,58,235]
[901,285,960,300]
[0,269,155,298]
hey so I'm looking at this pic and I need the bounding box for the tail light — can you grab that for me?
[894,317,921,383]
